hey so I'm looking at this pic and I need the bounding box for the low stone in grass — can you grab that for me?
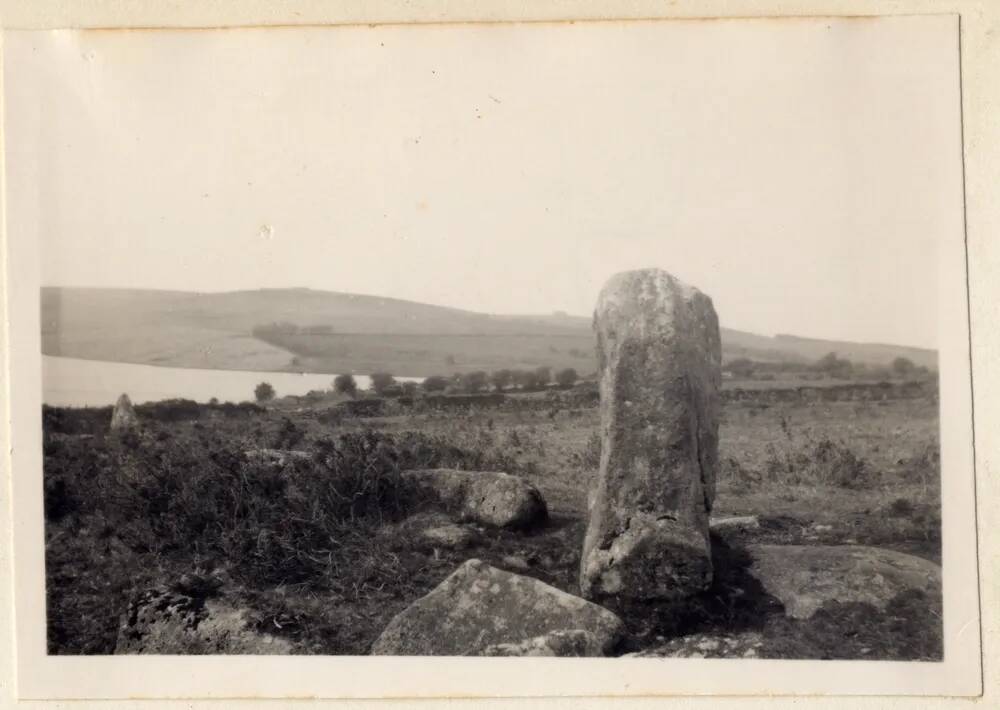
[110,393,140,432]
[380,512,483,551]
[370,559,625,656]
[420,524,481,550]
[402,469,548,529]
[746,544,942,620]
[115,585,293,654]
[243,448,311,467]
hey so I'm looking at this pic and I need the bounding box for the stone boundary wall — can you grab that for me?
[323,380,937,420]
[723,380,938,405]
[41,379,938,434]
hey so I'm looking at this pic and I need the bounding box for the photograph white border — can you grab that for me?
[1,1,993,705]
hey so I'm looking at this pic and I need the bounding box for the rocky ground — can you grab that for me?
[42,389,941,659]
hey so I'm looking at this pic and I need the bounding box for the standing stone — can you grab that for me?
[110,393,140,432]
[580,269,721,605]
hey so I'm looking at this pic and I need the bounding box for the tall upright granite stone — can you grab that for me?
[110,393,140,432]
[580,269,721,605]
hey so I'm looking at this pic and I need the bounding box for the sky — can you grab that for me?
[6,17,964,349]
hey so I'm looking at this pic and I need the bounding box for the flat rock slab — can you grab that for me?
[483,629,608,657]
[402,469,548,529]
[747,544,942,619]
[581,268,721,604]
[370,559,626,656]
[626,632,764,659]
[116,586,292,654]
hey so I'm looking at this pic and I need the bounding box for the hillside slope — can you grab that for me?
[41,287,937,375]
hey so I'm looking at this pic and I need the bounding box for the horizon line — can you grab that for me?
[40,283,939,353]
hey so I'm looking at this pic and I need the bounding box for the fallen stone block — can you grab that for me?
[370,559,625,656]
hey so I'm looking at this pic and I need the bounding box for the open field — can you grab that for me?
[42,383,941,659]
[42,287,938,375]
[257,332,597,375]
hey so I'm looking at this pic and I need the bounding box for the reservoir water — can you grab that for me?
[42,356,419,407]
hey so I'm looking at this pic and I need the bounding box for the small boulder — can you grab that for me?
[370,559,625,656]
[402,469,547,529]
[746,544,942,619]
[110,393,140,432]
[115,585,293,654]
[483,629,607,657]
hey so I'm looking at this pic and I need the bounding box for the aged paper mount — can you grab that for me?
[1,2,993,707]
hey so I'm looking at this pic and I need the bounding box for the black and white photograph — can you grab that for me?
[2,9,983,701]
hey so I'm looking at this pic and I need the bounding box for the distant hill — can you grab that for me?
[41,287,937,376]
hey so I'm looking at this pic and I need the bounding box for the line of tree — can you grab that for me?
[256,364,589,404]
[320,366,585,399]
[722,353,934,382]
[421,366,580,394]
[814,353,931,380]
